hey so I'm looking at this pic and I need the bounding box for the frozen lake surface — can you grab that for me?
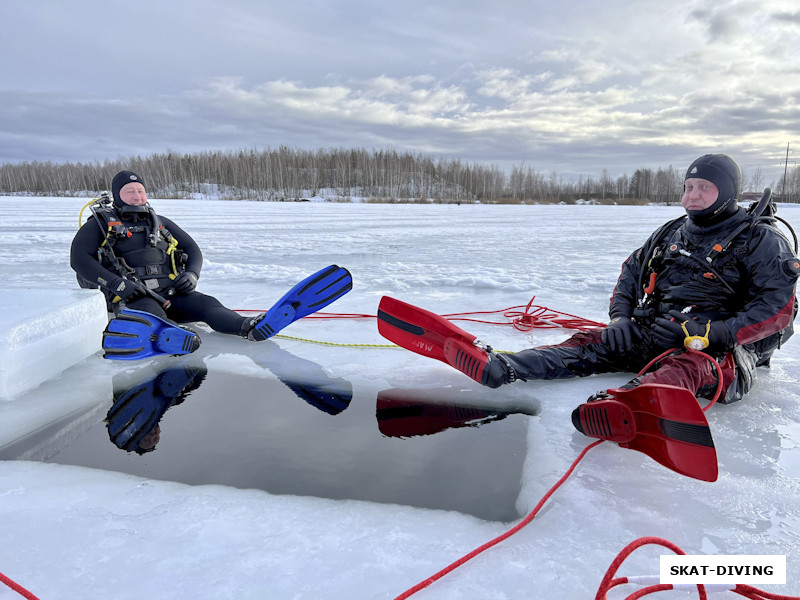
[1,197,799,598]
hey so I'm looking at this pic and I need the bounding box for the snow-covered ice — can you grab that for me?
[1,197,799,599]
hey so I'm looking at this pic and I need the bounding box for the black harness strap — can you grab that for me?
[87,201,179,283]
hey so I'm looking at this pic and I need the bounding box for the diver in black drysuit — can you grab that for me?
[482,154,800,403]
[70,170,260,337]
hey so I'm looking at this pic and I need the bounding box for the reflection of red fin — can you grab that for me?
[377,296,477,364]
[376,389,508,438]
[572,383,718,482]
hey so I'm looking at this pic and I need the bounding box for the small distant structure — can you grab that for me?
[741,192,764,202]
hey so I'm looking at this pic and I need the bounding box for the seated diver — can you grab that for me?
[70,170,265,339]
[450,154,800,405]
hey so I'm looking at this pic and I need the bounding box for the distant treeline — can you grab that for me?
[0,146,797,203]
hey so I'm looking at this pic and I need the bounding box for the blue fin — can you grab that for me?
[250,265,353,341]
[102,309,201,360]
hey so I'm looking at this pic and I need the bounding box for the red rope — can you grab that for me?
[391,440,604,599]
[733,585,800,600]
[595,538,800,600]
[594,536,707,600]
[0,572,40,600]
[498,296,606,332]
[401,501,799,600]
[390,345,791,600]
[236,296,607,332]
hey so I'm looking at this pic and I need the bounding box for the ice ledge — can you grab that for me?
[0,289,108,399]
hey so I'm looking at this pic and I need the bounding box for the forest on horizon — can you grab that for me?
[1,146,797,204]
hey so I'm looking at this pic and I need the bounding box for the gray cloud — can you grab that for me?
[772,11,800,24]
[0,0,797,183]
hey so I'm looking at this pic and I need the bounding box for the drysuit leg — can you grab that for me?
[503,329,644,381]
[636,351,723,394]
[501,329,741,399]
[497,328,747,403]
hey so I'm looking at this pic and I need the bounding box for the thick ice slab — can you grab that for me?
[0,289,108,399]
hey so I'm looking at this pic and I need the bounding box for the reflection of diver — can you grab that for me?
[249,343,352,416]
[106,341,353,454]
[105,339,352,455]
[106,360,207,454]
[376,388,539,438]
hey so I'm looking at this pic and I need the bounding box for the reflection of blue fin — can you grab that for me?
[250,265,353,341]
[279,379,353,415]
[102,309,201,360]
[252,344,353,415]
[107,361,207,452]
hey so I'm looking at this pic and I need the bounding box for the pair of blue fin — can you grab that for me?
[102,264,353,360]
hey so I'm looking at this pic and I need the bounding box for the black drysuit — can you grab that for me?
[70,204,248,335]
[502,206,799,403]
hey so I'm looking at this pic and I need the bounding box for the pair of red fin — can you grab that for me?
[377,296,718,482]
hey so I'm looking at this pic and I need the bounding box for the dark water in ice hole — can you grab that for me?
[0,352,535,522]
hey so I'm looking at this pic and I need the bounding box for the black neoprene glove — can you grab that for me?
[172,271,198,294]
[602,316,642,353]
[651,310,729,350]
[109,277,148,302]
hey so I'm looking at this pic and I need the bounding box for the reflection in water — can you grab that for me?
[104,342,353,455]
[106,360,208,454]
[28,345,526,521]
[377,388,539,438]
[250,344,352,416]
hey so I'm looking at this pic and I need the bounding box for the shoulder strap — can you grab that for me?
[636,215,686,294]
[88,205,129,246]
[646,215,686,256]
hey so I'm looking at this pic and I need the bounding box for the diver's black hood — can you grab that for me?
[111,170,146,208]
[684,154,740,226]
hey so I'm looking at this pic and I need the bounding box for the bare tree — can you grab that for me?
[748,167,765,193]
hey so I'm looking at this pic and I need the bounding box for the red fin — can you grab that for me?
[573,383,718,482]
[377,296,477,364]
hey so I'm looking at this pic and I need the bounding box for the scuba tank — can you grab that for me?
[745,187,798,252]
[742,188,799,363]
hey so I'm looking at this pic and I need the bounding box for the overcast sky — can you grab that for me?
[1,0,798,183]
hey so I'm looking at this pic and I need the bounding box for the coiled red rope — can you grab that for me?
[596,536,800,600]
[594,536,706,600]
[490,296,606,332]
[238,296,607,332]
